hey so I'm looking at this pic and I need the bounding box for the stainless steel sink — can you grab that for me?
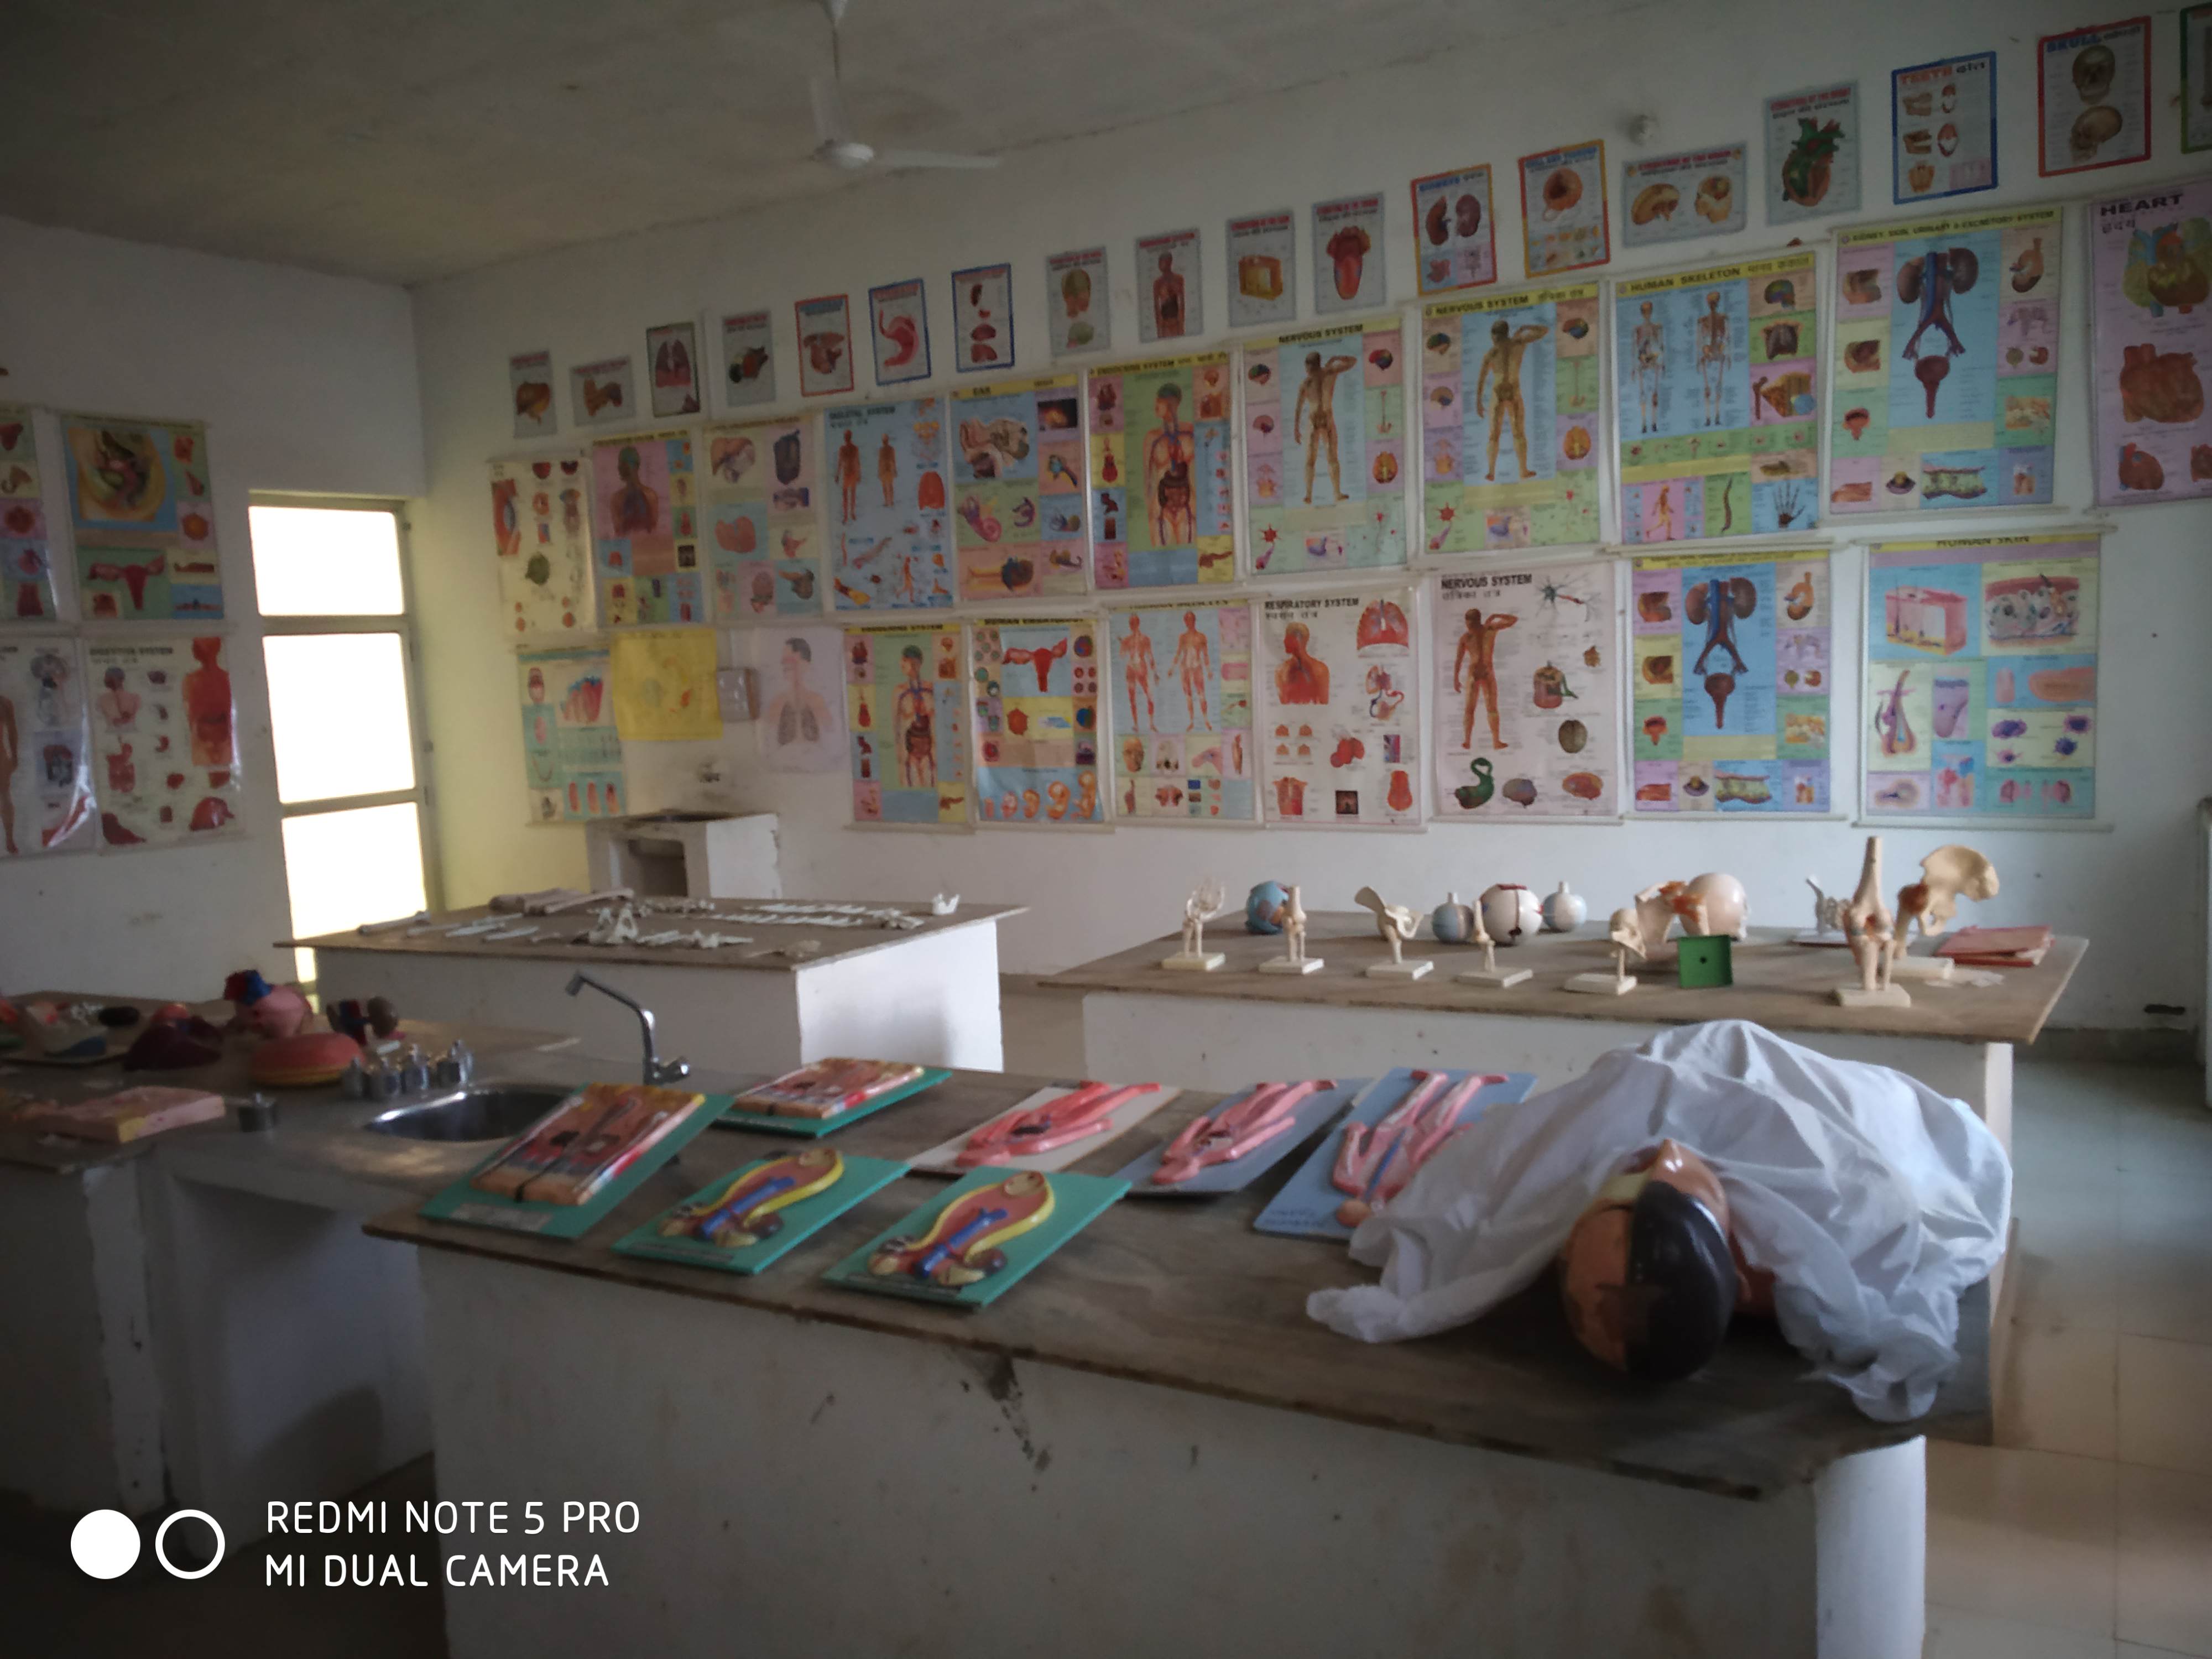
[363,1083,570,1142]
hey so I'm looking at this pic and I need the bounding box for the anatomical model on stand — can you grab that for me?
[1834,835,1911,1008]
[1455,893,1531,988]
[1567,905,1648,995]
[1354,886,1430,979]
[1887,844,1997,982]
[1161,879,1232,972]
[1258,883,1323,974]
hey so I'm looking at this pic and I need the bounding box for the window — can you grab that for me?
[251,501,438,984]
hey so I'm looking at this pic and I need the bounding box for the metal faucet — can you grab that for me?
[565,972,691,1086]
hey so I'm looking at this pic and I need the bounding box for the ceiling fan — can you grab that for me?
[808,0,1000,173]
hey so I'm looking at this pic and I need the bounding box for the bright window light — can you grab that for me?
[283,803,428,983]
[250,505,404,616]
[263,632,416,804]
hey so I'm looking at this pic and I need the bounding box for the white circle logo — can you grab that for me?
[155,1510,225,1579]
[71,1509,140,1579]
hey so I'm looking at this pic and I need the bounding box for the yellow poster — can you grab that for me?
[610,628,721,742]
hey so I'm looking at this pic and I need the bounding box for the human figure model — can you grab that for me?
[1171,611,1212,727]
[1120,613,1156,731]
[1293,351,1358,505]
[1476,317,1550,481]
[893,645,936,789]
[1695,290,1729,426]
[1453,607,1518,750]
[1145,383,1194,545]
[1835,835,1910,1006]
[184,637,233,767]
[1353,886,1428,979]
[1631,299,1665,434]
[1162,879,1231,971]
[835,430,862,523]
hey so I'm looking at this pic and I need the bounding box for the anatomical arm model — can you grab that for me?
[1333,1071,1504,1226]
[1152,1079,1329,1187]
[956,1081,1162,1168]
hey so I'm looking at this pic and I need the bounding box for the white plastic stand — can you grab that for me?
[1161,952,1226,972]
[1457,965,1532,988]
[1366,960,1432,980]
[1259,957,1324,975]
[1566,972,1637,997]
[1834,983,1913,1009]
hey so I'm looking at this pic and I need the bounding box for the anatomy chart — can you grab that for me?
[0,638,96,857]
[0,409,58,620]
[1622,144,1746,248]
[509,351,556,439]
[1087,351,1233,589]
[825,397,952,611]
[951,374,1087,602]
[1135,228,1201,345]
[1830,205,2060,514]
[2091,177,2212,505]
[1045,248,1110,358]
[952,263,1014,373]
[1891,53,1997,204]
[518,646,622,824]
[2188,7,2212,154]
[843,624,968,827]
[795,294,856,398]
[645,321,702,418]
[719,310,778,409]
[1431,560,1619,821]
[2038,17,2150,178]
[970,617,1103,827]
[1629,549,1832,816]
[868,279,932,387]
[487,453,593,637]
[62,414,220,622]
[1245,320,1406,577]
[1614,250,1822,544]
[1257,588,1420,829]
[1410,163,1495,296]
[1313,193,1386,314]
[1766,82,1860,225]
[85,635,242,847]
[1105,600,1255,823]
[1517,141,1609,278]
[568,357,634,428]
[589,427,702,625]
[1864,533,2099,821]
[610,628,720,742]
[700,417,822,619]
[1226,210,1297,328]
[746,624,846,773]
[1421,283,1601,552]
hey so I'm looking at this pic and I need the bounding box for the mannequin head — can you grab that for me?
[1558,1140,1738,1381]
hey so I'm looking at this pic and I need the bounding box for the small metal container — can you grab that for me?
[235,1093,279,1133]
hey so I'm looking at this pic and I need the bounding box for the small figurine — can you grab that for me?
[1478,883,1542,945]
[1540,881,1588,933]
[1354,886,1431,979]
[1888,844,1997,981]
[1455,894,1532,988]
[868,1170,1056,1288]
[930,893,961,916]
[1834,834,1911,1008]
[1567,906,1648,995]
[1258,884,1323,974]
[1798,875,1849,945]
[1161,879,1232,971]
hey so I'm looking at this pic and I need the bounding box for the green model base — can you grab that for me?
[711,1068,952,1138]
[1676,933,1735,988]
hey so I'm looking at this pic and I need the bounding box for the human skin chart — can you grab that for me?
[0,409,58,621]
[826,397,952,612]
[0,638,96,857]
[86,635,242,847]
[1105,600,1255,823]
[701,417,822,621]
[1086,352,1233,589]
[1257,587,1420,829]
[1614,249,1822,544]
[1246,320,1407,578]
[1864,532,2099,821]
[971,617,1103,827]
[1629,549,1832,816]
[952,374,1087,602]
[1421,283,1601,552]
[2090,176,2212,506]
[63,414,221,622]
[1830,205,2061,515]
[590,427,702,625]
[518,647,622,824]
[844,624,968,827]
[488,452,593,636]
[1431,559,1619,821]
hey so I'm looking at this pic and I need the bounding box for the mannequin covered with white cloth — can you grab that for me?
[1307,1020,2010,1421]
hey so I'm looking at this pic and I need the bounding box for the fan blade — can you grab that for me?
[870,148,1001,171]
[810,74,855,145]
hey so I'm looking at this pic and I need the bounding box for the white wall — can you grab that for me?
[409,0,2212,1030]
[0,216,424,998]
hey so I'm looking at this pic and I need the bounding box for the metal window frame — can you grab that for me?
[250,493,445,915]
